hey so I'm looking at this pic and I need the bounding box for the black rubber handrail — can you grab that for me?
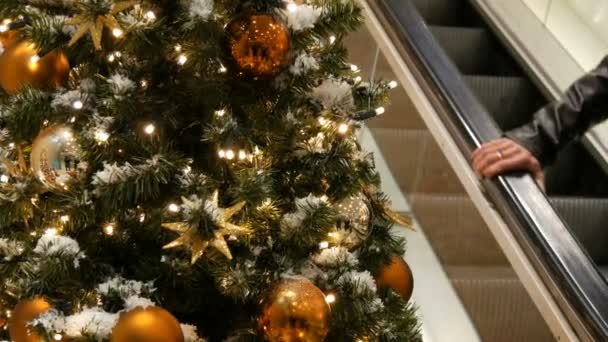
[367,0,608,340]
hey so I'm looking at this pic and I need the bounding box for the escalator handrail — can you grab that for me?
[369,0,608,339]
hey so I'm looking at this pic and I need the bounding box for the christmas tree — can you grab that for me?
[0,0,421,341]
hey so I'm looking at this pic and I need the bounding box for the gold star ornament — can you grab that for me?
[162,191,249,264]
[66,0,138,50]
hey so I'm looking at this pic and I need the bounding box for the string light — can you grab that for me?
[325,294,336,304]
[177,54,188,65]
[238,150,247,160]
[350,64,359,72]
[108,54,116,62]
[5,310,11,318]
[218,149,226,158]
[0,174,8,183]
[174,44,182,52]
[287,3,298,12]
[388,80,398,89]
[144,123,155,135]
[29,55,40,65]
[69,116,76,123]
[254,146,261,155]
[375,107,385,115]
[139,213,146,222]
[45,228,58,236]
[215,109,225,117]
[53,333,63,341]
[218,64,227,73]
[320,195,328,202]
[0,24,8,33]
[140,80,148,88]
[30,231,37,236]
[225,149,235,160]
[329,35,336,44]
[168,203,179,212]
[60,215,70,223]
[354,76,362,82]
[103,224,114,236]
[112,28,123,38]
[8,142,14,149]
[319,241,329,249]
[95,130,110,142]
[183,166,192,174]
[72,100,83,110]
[145,11,156,20]
[337,123,349,134]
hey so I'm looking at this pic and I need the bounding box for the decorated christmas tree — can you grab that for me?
[0,0,421,341]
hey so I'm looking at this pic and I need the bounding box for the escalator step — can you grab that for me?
[465,75,543,130]
[447,266,555,342]
[410,0,473,26]
[430,26,493,75]
[549,197,608,264]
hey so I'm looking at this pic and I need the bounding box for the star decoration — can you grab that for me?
[162,191,249,264]
[66,0,138,50]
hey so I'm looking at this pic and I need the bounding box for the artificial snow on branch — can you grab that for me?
[290,52,319,75]
[189,0,214,21]
[311,78,355,113]
[33,234,85,267]
[282,4,322,31]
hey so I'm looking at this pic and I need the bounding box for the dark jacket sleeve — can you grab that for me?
[506,56,608,165]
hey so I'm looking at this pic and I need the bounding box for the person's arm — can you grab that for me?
[506,56,608,165]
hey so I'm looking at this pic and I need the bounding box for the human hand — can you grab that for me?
[471,138,545,190]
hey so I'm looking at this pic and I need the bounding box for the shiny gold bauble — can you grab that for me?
[31,124,85,188]
[226,13,290,77]
[0,31,18,50]
[111,306,184,342]
[332,193,371,248]
[8,297,51,342]
[0,40,69,94]
[375,256,414,302]
[258,278,330,342]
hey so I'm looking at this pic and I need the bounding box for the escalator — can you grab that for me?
[350,0,608,340]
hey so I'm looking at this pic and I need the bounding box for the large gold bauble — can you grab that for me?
[110,306,184,342]
[0,40,69,94]
[226,13,291,77]
[332,193,371,248]
[258,278,330,342]
[8,297,51,342]
[30,125,86,188]
[375,256,414,302]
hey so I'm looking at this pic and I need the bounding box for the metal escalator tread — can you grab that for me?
[429,26,493,75]
[410,0,466,26]
[549,197,608,264]
[465,75,541,130]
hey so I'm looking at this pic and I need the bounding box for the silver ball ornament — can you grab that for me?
[30,125,86,187]
[332,193,371,248]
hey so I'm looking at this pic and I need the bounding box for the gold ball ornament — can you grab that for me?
[226,13,291,77]
[258,278,330,342]
[110,306,184,342]
[0,40,69,94]
[375,256,414,302]
[8,297,51,342]
[332,193,371,248]
[30,125,86,188]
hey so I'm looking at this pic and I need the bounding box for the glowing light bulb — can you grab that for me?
[325,294,336,304]
[320,195,328,202]
[337,123,349,134]
[53,333,63,341]
[103,224,114,235]
[218,64,227,73]
[144,124,155,134]
[60,215,70,223]
[215,109,225,117]
[145,11,156,20]
[184,166,192,174]
[218,149,226,158]
[225,149,235,160]
[29,55,40,64]
[350,64,359,72]
[72,100,83,110]
[0,24,8,33]
[375,107,385,115]
[354,76,362,82]
[287,3,298,12]
[174,44,182,52]
[140,80,148,88]
[254,146,261,155]
[177,54,188,65]
[388,80,398,89]
[319,241,329,249]
[108,54,116,62]
[329,35,336,44]
[95,131,110,142]
[69,116,76,123]
[139,213,146,222]
[168,203,179,212]
[238,150,247,160]
[112,28,123,38]
[8,142,14,149]
[0,174,8,183]
[45,228,58,236]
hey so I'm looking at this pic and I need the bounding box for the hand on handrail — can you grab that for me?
[472,138,546,191]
